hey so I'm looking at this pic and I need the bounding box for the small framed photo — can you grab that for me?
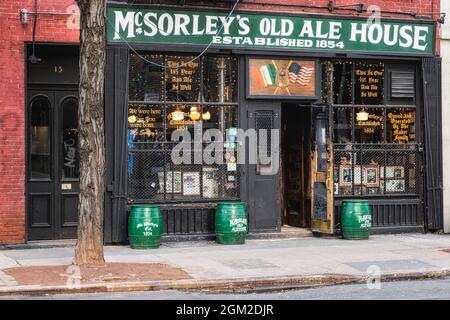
[157,172,165,194]
[386,179,405,192]
[339,165,353,186]
[339,186,352,195]
[333,166,339,183]
[363,165,380,187]
[386,166,404,179]
[168,171,182,193]
[182,172,201,196]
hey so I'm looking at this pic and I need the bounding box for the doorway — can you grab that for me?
[26,44,80,241]
[281,104,311,228]
[26,90,80,240]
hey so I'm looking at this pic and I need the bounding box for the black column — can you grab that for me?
[422,57,443,231]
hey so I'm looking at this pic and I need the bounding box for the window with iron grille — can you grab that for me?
[327,60,421,197]
[127,53,239,202]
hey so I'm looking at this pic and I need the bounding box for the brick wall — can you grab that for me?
[0,0,79,244]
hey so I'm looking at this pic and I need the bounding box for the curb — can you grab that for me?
[1,269,450,297]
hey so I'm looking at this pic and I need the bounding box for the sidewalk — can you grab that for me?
[1,233,450,296]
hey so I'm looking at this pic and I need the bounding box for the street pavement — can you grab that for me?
[1,233,450,295]
[2,278,450,300]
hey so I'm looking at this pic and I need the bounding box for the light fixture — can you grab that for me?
[170,107,185,121]
[438,13,446,24]
[20,9,29,24]
[355,4,364,14]
[328,1,364,13]
[356,109,369,121]
[202,111,211,121]
[128,115,137,124]
[189,106,201,121]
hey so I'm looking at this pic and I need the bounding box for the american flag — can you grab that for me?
[288,63,314,86]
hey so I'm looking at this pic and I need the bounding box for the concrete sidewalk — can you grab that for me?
[1,233,450,295]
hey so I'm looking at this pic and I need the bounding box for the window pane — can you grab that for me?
[386,108,416,143]
[354,107,384,143]
[334,107,352,143]
[333,61,353,104]
[30,97,51,179]
[61,97,79,179]
[203,56,238,102]
[354,62,385,105]
[165,55,200,102]
[129,53,164,101]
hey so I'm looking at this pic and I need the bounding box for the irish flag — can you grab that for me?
[259,63,276,87]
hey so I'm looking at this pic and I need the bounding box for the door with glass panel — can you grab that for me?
[27,90,79,240]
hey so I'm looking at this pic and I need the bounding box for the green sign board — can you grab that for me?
[106,7,435,55]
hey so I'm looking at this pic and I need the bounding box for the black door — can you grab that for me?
[247,101,281,232]
[27,90,79,240]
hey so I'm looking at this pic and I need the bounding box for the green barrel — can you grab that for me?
[341,200,372,240]
[215,202,248,245]
[128,205,163,249]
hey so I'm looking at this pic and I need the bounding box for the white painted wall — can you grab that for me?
[441,0,450,233]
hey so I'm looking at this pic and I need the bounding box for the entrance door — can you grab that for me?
[310,107,334,234]
[282,104,311,228]
[27,90,79,240]
[247,101,281,232]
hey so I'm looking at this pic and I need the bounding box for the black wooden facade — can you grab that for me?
[102,4,443,243]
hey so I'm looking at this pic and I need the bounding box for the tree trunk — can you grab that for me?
[74,0,106,266]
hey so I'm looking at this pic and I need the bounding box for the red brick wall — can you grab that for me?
[0,0,79,244]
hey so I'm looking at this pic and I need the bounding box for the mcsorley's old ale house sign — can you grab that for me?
[107,7,435,55]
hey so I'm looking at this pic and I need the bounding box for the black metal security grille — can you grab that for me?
[127,53,239,202]
[334,144,422,197]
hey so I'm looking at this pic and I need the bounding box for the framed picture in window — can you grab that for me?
[386,166,404,179]
[362,165,380,187]
[334,166,339,183]
[182,172,201,196]
[157,172,165,194]
[386,179,405,192]
[166,171,182,194]
[339,165,352,186]
[202,167,219,198]
[367,187,380,195]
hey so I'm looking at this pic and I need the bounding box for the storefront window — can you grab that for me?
[128,54,164,101]
[331,60,419,197]
[334,107,352,144]
[127,53,238,202]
